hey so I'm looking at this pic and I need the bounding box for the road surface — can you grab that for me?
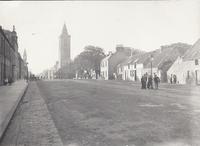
[1,80,200,146]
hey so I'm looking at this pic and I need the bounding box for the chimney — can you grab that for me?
[13,25,16,32]
[116,44,124,52]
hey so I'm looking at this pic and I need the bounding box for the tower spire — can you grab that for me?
[62,23,68,34]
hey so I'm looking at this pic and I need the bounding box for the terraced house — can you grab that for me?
[0,25,27,85]
[117,43,191,82]
[100,45,131,80]
[168,39,200,85]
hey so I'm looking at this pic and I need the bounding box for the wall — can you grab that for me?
[167,57,200,84]
[109,51,129,79]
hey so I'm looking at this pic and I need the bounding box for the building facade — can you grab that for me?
[117,43,191,82]
[100,45,131,80]
[0,25,27,85]
[59,23,71,68]
[167,39,200,85]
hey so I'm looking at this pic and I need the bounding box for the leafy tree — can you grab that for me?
[73,45,105,79]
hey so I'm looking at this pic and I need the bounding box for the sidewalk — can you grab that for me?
[0,82,63,146]
[0,80,28,140]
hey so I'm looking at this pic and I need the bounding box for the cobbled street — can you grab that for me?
[1,80,200,146]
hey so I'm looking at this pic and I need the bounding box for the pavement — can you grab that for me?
[0,82,64,146]
[0,80,28,140]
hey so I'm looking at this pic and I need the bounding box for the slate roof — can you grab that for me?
[183,38,200,61]
[145,43,190,69]
[117,52,147,67]
[101,53,112,61]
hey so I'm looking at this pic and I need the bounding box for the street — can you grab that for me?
[1,80,200,146]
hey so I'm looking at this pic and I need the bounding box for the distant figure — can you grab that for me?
[154,73,160,89]
[147,75,153,89]
[173,74,177,84]
[141,75,146,89]
[144,73,148,88]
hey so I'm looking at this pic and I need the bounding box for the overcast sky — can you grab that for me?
[0,1,200,74]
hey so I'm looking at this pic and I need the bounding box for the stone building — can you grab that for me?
[100,45,131,80]
[59,23,71,68]
[0,25,27,85]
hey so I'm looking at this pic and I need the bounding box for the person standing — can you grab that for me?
[154,73,160,89]
[141,74,147,89]
[147,75,153,89]
[144,73,148,89]
[173,74,177,84]
[141,75,145,89]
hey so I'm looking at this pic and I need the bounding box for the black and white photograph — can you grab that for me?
[0,0,200,146]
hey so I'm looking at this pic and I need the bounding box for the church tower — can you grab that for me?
[59,23,71,68]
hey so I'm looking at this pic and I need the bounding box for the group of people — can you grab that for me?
[141,73,160,89]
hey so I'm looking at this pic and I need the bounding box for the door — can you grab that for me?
[195,70,200,85]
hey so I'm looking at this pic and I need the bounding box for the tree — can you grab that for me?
[73,45,105,79]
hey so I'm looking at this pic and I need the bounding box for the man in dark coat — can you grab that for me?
[154,73,160,89]
[141,75,146,89]
[147,75,153,89]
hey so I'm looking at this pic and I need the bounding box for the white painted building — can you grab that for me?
[117,53,147,81]
[100,45,131,80]
[167,39,200,85]
[100,54,111,80]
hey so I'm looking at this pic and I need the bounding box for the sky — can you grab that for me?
[0,0,200,74]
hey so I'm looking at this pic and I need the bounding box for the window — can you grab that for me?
[195,59,199,65]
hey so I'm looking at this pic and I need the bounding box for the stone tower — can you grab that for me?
[59,23,71,68]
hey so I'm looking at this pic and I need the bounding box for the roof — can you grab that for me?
[101,53,112,62]
[183,38,200,61]
[118,52,147,66]
[144,43,190,69]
